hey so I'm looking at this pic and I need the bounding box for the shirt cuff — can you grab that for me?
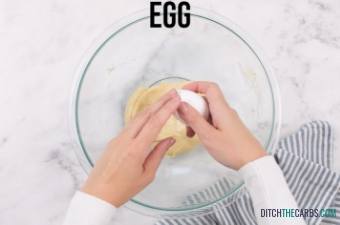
[63,191,117,225]
[238,155,280,184]
[238,155,300,208]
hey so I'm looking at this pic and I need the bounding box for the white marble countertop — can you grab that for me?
[1,0,340,224]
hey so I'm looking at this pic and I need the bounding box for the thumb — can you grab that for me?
[143,137,175,177]
[177,102,217,141]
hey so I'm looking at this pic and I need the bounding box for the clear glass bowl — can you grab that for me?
[70,8,281,217]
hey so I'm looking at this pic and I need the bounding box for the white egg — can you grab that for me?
[176,89,209,120]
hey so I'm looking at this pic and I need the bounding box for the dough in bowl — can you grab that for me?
[124,82,199,157]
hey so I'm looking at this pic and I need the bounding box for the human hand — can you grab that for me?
[177,81,267,170]
[82,90,180,207]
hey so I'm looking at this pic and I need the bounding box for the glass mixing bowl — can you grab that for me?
[70,8,281,216]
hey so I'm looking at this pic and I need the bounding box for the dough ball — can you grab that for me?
[124,82,199,157]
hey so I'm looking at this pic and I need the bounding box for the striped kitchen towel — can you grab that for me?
[155,121,340,225]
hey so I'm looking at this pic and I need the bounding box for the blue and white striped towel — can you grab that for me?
[155,121,340,225]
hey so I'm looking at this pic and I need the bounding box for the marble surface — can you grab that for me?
[0,0,340,224]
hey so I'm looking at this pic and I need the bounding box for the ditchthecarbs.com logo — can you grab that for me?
[261,208,337,218]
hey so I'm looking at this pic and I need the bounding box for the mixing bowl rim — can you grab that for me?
[70,7,281,215]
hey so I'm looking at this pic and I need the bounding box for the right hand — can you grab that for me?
[177,81,267,170]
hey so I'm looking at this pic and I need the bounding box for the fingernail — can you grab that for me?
[168,89,177,97]
[168,137,176,146]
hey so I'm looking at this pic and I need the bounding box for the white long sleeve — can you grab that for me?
[62,191,117,225]
[63,156,306,225]
[239,155,306,225]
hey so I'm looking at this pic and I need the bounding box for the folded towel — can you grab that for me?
[155,121,340,225]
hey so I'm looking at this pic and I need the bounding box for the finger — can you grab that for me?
[183,81,228,106]
[136,95,180,148]
[186,126,195,138]
[143,137,175,179]
[183,81,231,127]
[125,89,178,138]
[177,102,217,142]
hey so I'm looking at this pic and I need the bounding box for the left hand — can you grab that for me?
[82,90,180,207]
